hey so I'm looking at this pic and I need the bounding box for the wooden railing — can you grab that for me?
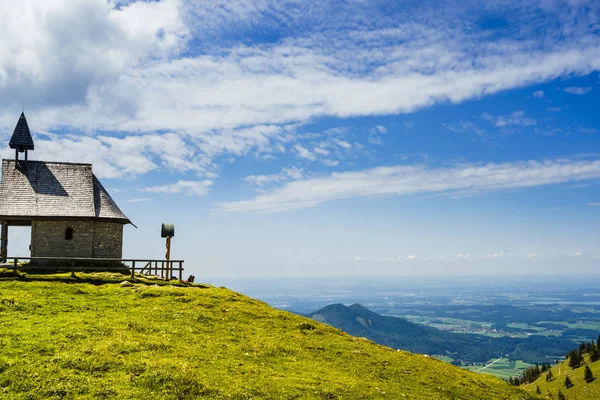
[3,257,185,281]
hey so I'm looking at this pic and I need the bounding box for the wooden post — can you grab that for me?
[178,261,183,281]
[165,236,171,281]
[13,257,17,273]
[1,222,8,263]
[131,260,136,278]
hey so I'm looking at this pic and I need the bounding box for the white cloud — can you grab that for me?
[527,253,537,259]
[128,198,151,203]
[217,157,600,213]
[533,90,544,98]
[443,121,485,136]
[244,166,304,187]
[313,147,330,156]
[143,180,213,196]
[322,159,340,167]
[0,0,187,108]
[485,250,504,259]
[294,144,316,161]
[333,140,352,149]
[368,125,387,145]
[564,86,592,95]
[588,202,600,206]
[370,125,387,134]
[0,132,206,180]
[454,254,471,260]
[1,0,600,196]
[407,254,417,260]
[570,252,583,257]
[482,111,536,127]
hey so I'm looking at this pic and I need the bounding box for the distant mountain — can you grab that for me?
[307,303,575,364]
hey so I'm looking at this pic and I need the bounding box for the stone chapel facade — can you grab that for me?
[0,113,131,262]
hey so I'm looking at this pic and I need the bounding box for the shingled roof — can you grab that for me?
[0,160,130,223]
[9,112,34,151]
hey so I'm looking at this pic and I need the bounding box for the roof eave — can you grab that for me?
[0,215,132,224]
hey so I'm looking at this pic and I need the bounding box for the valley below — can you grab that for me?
[219,275,600,380]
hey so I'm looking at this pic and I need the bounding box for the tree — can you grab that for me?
[564,375,573,388]
[536,385,541,394]
[591,345,599,362]
[558,390,566,400]
[546,369,554,382]
[584,365,595,383]
[568,350,581,369]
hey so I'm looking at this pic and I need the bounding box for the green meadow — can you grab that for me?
[0,271,540,399]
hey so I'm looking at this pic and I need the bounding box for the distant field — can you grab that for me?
[464,358,533,380]
[403,314,600,342]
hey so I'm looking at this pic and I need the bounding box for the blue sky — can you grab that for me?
[1,0,600,277]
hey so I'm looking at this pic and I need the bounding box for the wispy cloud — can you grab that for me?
[588,202,600,206]
[564,86,593,95]
[485,250,505,259]
[244,166,304,187]
[294,144,316,161]
[217,157,600,213]
[128,198,151,203]
[144,180,213,196]
[482,111,536,127]
[533,90,544,98]
[443,121,485,136]
[1,0,600,191]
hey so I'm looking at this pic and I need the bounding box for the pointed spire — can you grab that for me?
[9,112,35,151]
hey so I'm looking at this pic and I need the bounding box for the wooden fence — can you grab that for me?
[3,257,185,281]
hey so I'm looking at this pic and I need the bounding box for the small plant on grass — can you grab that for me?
[546,369,554,382]
[557,389,565,400]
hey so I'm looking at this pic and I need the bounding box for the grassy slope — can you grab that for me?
[0,273,540,400]
[523,355,600,399]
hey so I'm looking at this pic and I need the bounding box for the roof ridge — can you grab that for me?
[2,159,93,167]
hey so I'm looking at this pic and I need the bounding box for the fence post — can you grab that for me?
[13,257,17,273]
[179,261,183,281]
[131,260,135,278]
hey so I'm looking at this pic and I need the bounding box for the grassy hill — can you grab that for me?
[523,355,600,399]
[307,303,574,364]
[0,272,540,399]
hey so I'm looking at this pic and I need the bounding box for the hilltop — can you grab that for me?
[0,272,540,399]
[307,303,574,364]
[523,353,600,399]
